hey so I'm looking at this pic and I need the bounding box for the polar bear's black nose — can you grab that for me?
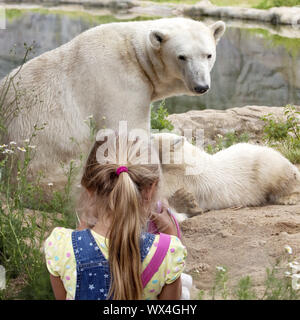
[194,85,209,94]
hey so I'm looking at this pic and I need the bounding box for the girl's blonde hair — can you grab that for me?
[77,132,161,300]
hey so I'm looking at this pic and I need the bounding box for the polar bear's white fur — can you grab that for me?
[0,18,225,189]
[154,133,300,221]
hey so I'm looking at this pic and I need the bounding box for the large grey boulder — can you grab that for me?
[167,105,300,146]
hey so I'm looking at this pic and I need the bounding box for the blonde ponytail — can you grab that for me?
[108,171,143,300]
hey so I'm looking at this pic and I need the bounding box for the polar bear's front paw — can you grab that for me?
[169,188,203,217]
[276,192,300,205]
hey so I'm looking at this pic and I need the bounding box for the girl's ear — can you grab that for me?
[87,188,94,198]
[143,180,159,201]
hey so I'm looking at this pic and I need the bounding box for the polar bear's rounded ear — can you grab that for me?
[210,21,226,44]
[149,30,168,50]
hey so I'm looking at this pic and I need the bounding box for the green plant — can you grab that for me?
[198,246,300,300]
[0,46,80,299]
[261,104,300,164]
[210,266,229,300]
[205,131,250,154]
[256,0,300,9]
[151,100,174,132]
[233,276,257,300]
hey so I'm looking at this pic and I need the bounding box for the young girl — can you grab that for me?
[44,133,187,300]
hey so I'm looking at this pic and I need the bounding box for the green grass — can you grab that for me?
[205,132,250,154]
[247,28,300,58]
[5,8,161,25]
[256,0,300,9]
[261,104,300,164]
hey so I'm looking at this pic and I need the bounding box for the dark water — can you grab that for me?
[1,8,300,113]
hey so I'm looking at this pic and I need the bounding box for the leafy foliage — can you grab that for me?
[151,101,174,132]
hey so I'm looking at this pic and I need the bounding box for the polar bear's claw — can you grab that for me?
[275,192,300,205]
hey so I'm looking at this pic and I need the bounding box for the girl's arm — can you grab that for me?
[150,206,178,237]
[50,274,67,300]
[157,277,182,300]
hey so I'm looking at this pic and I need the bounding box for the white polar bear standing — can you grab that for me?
[0,18,225,189]
[153,133,300,222]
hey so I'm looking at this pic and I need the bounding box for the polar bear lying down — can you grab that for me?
[153,133,300,222]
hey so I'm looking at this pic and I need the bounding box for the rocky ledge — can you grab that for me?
[167,105,300,146]
[3,0,300,26]
[182,0,300,26]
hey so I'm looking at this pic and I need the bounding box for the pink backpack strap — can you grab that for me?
[141,233,171,288]
[170,213,181,240]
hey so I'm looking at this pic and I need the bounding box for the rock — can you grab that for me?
[181,204,300,298]
[182,2,300,26]
[167,105,300,146]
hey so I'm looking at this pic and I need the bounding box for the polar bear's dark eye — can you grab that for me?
[207,54,212,59]
[178,55,187,61]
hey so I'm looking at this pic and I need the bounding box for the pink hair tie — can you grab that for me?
[116,166,128,176]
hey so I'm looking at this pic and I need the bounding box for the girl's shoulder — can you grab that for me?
[151,233,186,252]
[45,227,74,245]
[44,227,75,276]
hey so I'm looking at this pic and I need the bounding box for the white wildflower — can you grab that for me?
[284,245,293,255]
[48,182,54,187]
[291,264,300,274]
[88,115,93,119]
[24,139,30,143]
[216,266,226,272]
[2,149,14,154]
[102,116,106,120]
[9,141,17,145]
[292,274,300,291]
[285,271,292,277]
[0,144,8,148]
[17,147,26,152]
[28,145,36,149]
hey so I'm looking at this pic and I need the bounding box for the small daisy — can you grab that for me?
[17,147,26,152]
[284,245,293,255]
[216,266,226,272]
[3,149,14,154]
[48,182,54,187]
[9,141,17,145]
